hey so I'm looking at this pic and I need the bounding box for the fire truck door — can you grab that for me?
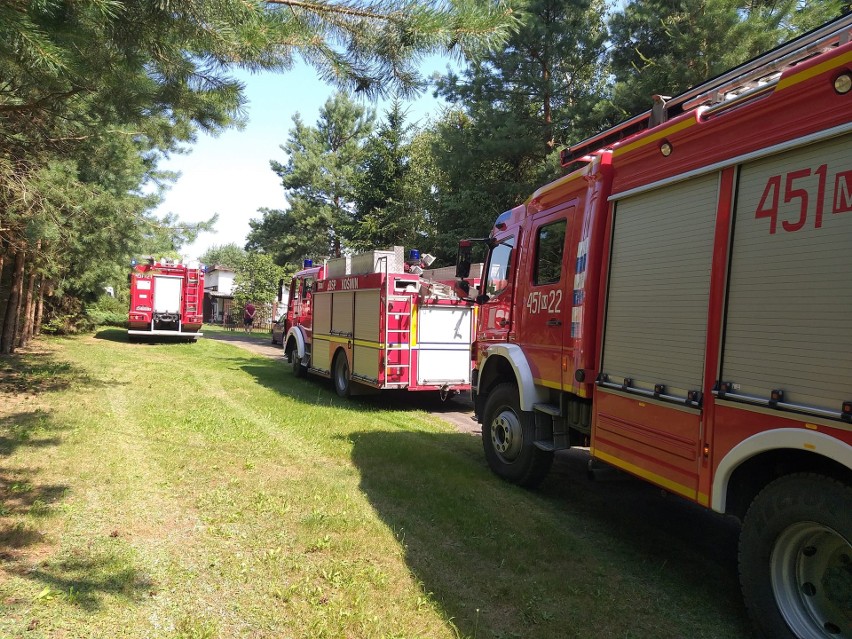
[517,208,574,391]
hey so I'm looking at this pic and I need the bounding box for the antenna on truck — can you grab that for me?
[560,13,852,166]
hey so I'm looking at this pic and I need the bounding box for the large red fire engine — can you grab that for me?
[127,258,204,341]
[283,247,478,398]
[456,16,852,639]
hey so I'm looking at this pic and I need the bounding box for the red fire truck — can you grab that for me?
[127,258,204,341]
[456,16,852,639]
[282,248,477,398]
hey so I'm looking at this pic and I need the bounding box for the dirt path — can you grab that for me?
[203,331,480,435]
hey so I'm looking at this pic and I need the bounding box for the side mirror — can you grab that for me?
[277,278,284,302]
[455,241,472,279]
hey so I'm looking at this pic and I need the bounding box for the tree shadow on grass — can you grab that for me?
[0,413,71,564]
[19,549,155,611]
[349,429,751,639]
[94,327,129,343]
[0,352,75,395]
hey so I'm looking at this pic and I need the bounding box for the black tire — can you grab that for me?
[289,348,306,378]
[739,473,852,639]
[332,350,351,398]
[481,383,553,487]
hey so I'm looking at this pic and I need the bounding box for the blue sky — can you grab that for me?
[160,58,457,262]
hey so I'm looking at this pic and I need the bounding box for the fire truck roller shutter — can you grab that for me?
[153,276,182,314]
[312,292,333,373]
[722,133,852,416]
[314,291,331,334]
[332,291,355,335]
[353,290,381,381]
[417,306,473,385]
[602,173,718,398]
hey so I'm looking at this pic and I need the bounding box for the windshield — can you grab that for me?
[484,237,514,298]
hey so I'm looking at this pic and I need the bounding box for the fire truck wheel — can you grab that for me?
[481,383,553,488]
[333,351,351,398]
[739,473,852,639]
[289,349,306,378]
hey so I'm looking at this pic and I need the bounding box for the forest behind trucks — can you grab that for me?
[455,15,852,639]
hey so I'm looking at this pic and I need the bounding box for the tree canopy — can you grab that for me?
[0,0,516,352]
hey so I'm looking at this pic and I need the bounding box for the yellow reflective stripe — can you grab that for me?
[613,117,696,157]
[777,49,852,91]
[533,377,562,391]
[532,377,589,397]
[314,334,384,349]
[410,300,418,347]
[594,449,698,501]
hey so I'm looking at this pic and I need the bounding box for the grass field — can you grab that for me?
[0,329,753,638]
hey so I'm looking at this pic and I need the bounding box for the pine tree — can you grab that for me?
[0,0,514,350]
[606,0,845,119]
[350,101,426,251]
[250,92,375,265]
[422,0,609,256]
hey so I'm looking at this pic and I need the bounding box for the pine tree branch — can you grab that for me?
[265,0,399,23]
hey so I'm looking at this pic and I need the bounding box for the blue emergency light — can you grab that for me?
[303,259,313,268]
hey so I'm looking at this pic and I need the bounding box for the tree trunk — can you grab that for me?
[0,250,6,339]
[19,240,40,347]
[1,248,25,354]
[34,277,45,337]
[20,264,36,347]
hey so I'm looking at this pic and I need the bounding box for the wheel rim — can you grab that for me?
[771,521,852,638]
[489,407,523,463]
[335,356,349,393]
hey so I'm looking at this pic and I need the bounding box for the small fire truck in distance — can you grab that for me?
[128,258,204,341]
[456,16,852,639]
[282,247,477,398]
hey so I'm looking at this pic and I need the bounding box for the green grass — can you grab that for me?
[0,329,753,638]
[202,323,274,343]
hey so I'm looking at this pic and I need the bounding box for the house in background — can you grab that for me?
[203,266,235,323]
[202,265,289,327]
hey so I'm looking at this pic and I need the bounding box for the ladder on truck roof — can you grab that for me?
[561,13,852,166]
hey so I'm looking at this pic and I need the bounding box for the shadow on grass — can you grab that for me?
[217,346,749,637]
[0,351,76,395]
[1,350,84,568]
[348,429,750,639]
[95,327,199,345]
[21,551,155,611]
[0,412,71,563]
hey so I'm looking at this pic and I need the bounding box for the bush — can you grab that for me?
[80,295,128,330]
[85,309,127,328]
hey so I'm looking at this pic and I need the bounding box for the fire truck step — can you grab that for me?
[533,402,561,416]
[533,403,569,451]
